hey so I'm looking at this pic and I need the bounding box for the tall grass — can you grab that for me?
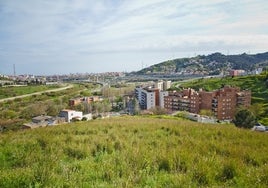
[0,116,267,187]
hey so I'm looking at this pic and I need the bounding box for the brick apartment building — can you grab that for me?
[69,96,101,107]
[164,86,251,120]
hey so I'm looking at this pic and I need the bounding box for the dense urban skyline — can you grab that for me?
[0,0,268,75]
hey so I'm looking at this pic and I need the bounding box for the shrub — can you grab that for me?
[217,163,236,182]
[158,158,170,172]
[233,109,256,129]
[64,147,87,160]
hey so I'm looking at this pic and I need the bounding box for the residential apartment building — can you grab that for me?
[135,87,169,110]
[134,80,171,110]
[164,86,251,120]
[69,96,101,107]
[165,88,199,113]
[154,80,172,91]
[229,69,245,76]
[159,91,169,108]
[135,87,156,110]
[163,80,172,90]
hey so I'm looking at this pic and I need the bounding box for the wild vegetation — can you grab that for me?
[0,85,61,99]
[137,52,268,75]
[0,83,95,131]
[0,116,267,187]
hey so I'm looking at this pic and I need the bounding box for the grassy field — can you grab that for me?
[0,85,61,99]
[0,116,267,187]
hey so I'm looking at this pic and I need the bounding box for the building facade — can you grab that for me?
[135,87,156,110]
[69,96,101,107]
[164,86,251,120]
[135,86,169,110]
[59,109,83,122]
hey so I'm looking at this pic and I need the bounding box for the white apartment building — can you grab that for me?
[154,81,163,90]
[135,87,156,110]
[163,81,171,90]
[135,81,171,110]
[154,80,171,91]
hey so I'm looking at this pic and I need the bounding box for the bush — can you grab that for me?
[158,158,170,172]
[217,163,236,182]
[233,109,256,129]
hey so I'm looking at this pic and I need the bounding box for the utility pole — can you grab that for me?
[13,64,16,77]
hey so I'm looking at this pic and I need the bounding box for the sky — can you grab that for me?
[0,0,268,75]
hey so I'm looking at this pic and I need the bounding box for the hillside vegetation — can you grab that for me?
[0,84,94,131]
[0,85,61,99]
[137,52,268,75]
[1,117,268,187]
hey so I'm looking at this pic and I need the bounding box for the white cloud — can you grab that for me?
[0,0,268,74]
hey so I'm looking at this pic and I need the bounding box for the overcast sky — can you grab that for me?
[0,0,268,75]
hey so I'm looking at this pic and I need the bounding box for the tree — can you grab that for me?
[233,109,256,129]
[73,103,85,112]
[249,103,265,120]
[133,98,140,115]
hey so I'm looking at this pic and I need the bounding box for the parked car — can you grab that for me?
[252,123,267,132]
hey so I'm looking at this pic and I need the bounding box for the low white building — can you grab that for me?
[59,109,83,122]
[83,113,92,121]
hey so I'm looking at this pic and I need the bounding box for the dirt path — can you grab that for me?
[0,84,73,103]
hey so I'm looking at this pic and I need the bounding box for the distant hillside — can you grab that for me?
[136,52,268,75]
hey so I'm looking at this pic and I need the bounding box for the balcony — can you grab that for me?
[212,103,218,107]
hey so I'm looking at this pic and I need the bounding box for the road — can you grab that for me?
[0,84,73,103]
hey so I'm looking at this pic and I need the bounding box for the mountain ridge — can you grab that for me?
[135,52,268,75]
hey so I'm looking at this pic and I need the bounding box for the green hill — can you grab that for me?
[1,116,268,187]
[136,52,268,75]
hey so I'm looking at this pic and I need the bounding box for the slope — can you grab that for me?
[0,116,267,187]
[136,52,268,75]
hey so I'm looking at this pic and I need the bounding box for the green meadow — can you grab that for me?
[0,85,60,99]
[1,116,267,187]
